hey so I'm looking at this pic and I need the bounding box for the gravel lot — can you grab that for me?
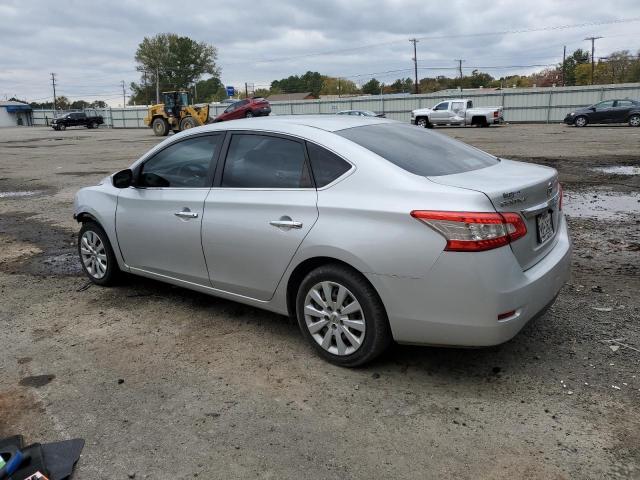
[0,123,638,479]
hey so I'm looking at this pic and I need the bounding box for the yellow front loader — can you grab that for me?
[143,91,210,136]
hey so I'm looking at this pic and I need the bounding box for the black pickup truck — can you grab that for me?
[51,111,104,130]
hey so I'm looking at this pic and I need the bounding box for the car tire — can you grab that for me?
[245,111,254,118]
[78,221,120,286]
[574,115,588,127]
[629,114,640,127]
[59,124,66,131]
[92,121,99,129]
[416,117,429,128]
[296,263,391,367]
[152,117,169,136]
[179,116,197,131]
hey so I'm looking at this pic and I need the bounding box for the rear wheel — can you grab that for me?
[78,221,120,286]
[245,110,254,118]
[574,115,588,127]
[179,116,197,131]
[152,117,169,136]
[296,264,391,367]
[91,121,99,129]
[629,114,640,127]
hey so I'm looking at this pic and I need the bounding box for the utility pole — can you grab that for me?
[455,59,465,89]
[585,36,603,85]
[562,45,566,86]
[245,82,248,98]
[50,73,57,111]
[121,80,126,108]
[337,77,341,98]
[410,38,419,94]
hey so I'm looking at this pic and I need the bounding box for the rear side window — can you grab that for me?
[306,142,351,187]
[336,123,498,176]
[222,134,312,188]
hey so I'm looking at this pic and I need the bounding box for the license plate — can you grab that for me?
[536,212,554,243]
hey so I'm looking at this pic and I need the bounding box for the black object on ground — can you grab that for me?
[0,435,84,480]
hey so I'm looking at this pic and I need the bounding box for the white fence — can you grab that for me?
[31,82,640,128]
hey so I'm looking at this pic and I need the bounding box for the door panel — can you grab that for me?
[116,188,211,284]
[202,190,318,300]
[202,132,318,300]
[115,133,224,285]
[431,102,449,123]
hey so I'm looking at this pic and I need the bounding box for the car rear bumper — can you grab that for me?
[367,215,571,346]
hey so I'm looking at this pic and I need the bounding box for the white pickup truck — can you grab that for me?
[411,99,504,128]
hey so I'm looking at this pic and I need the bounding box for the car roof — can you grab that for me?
[202,115,396,133]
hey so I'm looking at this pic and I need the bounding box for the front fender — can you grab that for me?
[74,185,128,271]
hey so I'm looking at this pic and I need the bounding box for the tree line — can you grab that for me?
[22,37,640,110]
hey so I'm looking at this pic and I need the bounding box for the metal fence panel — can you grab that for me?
[30,83,640,127]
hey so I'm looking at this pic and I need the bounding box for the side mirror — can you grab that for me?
[112,169,133,189]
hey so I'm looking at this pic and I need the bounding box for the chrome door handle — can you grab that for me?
[270,220,303,229]
[174,210,198,218]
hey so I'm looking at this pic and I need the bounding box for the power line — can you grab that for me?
[222,17,640,66]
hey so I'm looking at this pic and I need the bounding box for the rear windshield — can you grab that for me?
[336,123,499,176]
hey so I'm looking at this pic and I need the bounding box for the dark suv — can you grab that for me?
[213,98,271,122]
[564,99,640,127]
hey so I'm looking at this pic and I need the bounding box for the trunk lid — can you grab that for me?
[428,159,561,270]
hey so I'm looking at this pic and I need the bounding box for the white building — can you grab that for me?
[0,101,33,127]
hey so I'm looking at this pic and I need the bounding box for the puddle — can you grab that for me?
[592,166,640,176]
[563,191,640,220]
[0,190,44,198]
[43,253,82,275]
[19,374,55,388]
[0,213,79,277]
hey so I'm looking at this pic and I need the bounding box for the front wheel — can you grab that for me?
[152,117,169,136]
[245,111,254,118]
[78,221,120,286]
[59,124,66,131]
[629,114,640,127]
[296,264,391,367]
[416,117,429,128]
[574,115,588,127]
[91,121,99,129]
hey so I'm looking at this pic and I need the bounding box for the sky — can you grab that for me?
[1,0,639,106]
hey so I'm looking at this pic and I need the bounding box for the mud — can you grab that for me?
[0,125,638,479]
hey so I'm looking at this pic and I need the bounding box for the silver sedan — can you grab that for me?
[74,116,571,366]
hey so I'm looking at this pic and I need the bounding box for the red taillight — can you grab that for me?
[493,110,499,117]
[410,210,527,252]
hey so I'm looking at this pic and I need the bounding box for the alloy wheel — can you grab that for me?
[80,230,107,279]
[303,281,366,356]
[630,115,640,127]
[575,116,587,127]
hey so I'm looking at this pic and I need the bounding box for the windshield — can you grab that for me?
[336,123,499,176]
[178,92,189,105]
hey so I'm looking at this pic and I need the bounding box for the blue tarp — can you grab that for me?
[4,104,32,112]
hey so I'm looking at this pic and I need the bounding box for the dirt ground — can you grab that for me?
[0,123,638,479]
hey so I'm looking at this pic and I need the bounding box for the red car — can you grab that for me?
[213,97,271,122]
